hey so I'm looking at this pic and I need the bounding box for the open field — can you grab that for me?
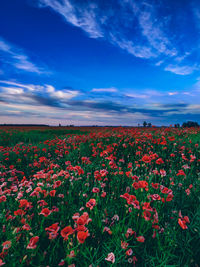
[0,126,200,266]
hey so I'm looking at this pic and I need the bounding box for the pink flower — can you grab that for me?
[105,252,115,263]
[0,259,5,266]
[126,248,133,256]
[86,199,96,210]
[92,187,100,193]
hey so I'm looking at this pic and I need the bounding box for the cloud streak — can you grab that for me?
[92,87,118,93]
[37,0,199,75]
[0,37,46,74]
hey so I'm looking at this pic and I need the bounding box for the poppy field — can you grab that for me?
[0,126,200,266]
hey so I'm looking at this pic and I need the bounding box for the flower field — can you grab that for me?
[0,126,200,266]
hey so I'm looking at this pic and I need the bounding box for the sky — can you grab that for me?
[0,0,200,126]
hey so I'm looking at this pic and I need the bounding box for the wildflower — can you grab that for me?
[45,223,60,239]
[77,230,89,244]
[0,259,5,266]
[141,155,151,163]
[0,195,6,203]
[39,208,51,217]
[125,228,135,238]
[121,241,129,249]
[105,252,115,263]
[156,158,164,164]
[61,226,74,240]
[22,224,31,231]
[92,187,100,193]
[151,194,161,201]
[126,248,133,256]
[103,227,112,235]
[178,215,190,230]
[49,190,56,197]
[185,188,190,195]
[67,250,76,258]
[86,199,96,210]
[58,260,65,266]
[2,240,11,251]
[101,192,106,197]
[76,212,92,225]
[136,236,145,242]
[19,199,32,209]
[27,236,39,249]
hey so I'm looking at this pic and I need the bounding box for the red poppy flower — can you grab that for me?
[61,226,74,240]
[151,194,161,201]
[92,187,100,193]
[0,195,6,203]
[178,218,187,229]
[22,224,31,231]
[45,223,60,239]
[49,190,56,197]
[77,230,89,243]
[136,236,145,242]
[39,208,52,217]
[2,241,11,251]
[19,199,32,209]
[141,155,151,163]
[14,209,25,216]
[86,199,96,210]
[156,158,164,164]
[27,236,39,249]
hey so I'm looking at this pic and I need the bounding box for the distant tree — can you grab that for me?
[143,121,147,127]
[147,122,152,127]
[174,123,180,128]
[182,121,199,128]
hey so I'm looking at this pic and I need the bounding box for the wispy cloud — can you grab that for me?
[164,64,197,75]
[134,2,177,57]
[92,87,118,93]
[124,93,149,99]
[36,1,174,60]
[168,92,178,96]
[39,0,103,38]
[0,37,46,74]
[36,0,199,75]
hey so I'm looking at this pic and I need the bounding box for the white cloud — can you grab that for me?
[50,89,79,99]
[0,37,45,74]
[155,60,164,66]
[109,34,156,59]
[39,0,103,38]
[35,0,200,75]
[1,86,24,95]
[125,93,149,99]
[0,80,44,91]
[37,0,176,60]
[168,92,178,96]
[135,5,177,57]
[0,80,80,101]
[92,87,118,92]
[164,64,197,75]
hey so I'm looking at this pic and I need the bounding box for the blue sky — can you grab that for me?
[0,0,200,126]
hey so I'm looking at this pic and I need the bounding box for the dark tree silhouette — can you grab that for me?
[182,121,199,128]
[143,121,147,127]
